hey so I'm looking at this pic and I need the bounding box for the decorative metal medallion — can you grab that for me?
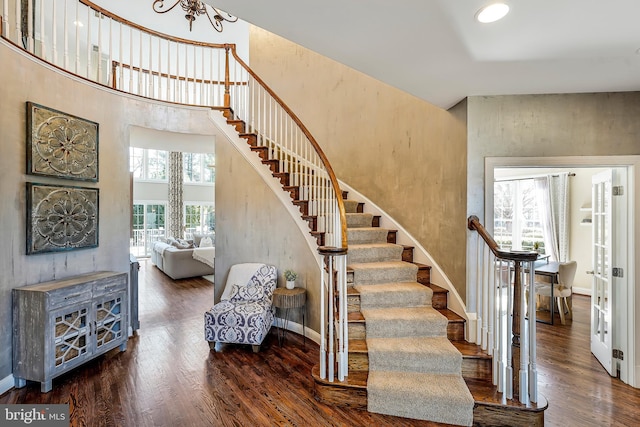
[27,102,99,182]
[27,183,99,254]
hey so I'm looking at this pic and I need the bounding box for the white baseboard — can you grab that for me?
[0,374,15,395]
[273,318,320,345]
[573,287,591,296]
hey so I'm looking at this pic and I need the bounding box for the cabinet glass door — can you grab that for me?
[94,293,125,349]
[52,305,90,371]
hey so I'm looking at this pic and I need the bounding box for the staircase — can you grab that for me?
[222,111,546,426]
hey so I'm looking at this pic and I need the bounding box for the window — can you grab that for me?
[494,179,545,253]
[184,203,215,239]
[129,148,168,181]
[130,202,167,257]
[184,152,215,184]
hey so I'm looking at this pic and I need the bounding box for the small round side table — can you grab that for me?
[272,287,306,347]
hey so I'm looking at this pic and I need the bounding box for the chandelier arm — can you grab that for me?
[152,0,183,14]
[203,7,224,32]
[211,7,238,23]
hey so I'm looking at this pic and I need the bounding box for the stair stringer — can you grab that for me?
[338,181,470,338]
[208,109,325,344]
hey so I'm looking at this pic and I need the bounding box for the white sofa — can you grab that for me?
[151,241,214,280]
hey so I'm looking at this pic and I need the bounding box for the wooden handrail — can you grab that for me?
[467,215,537,262]
[229,47,348,249]
[111,61,247,86]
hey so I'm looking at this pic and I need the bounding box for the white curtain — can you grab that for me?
[535,174,570,262]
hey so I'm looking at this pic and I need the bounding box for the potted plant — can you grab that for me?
[284,270,297,289]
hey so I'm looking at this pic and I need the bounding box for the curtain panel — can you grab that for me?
[168,151,183,239]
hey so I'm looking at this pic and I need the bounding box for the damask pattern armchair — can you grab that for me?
[204,263,277,352]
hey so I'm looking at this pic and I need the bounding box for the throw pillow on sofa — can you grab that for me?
[171,238,194,250]
[193,233,215,247]
[199,236,213,247]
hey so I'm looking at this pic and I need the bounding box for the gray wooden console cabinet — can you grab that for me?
[13,271,128,392]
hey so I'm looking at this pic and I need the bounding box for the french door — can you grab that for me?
[591,168,627,377]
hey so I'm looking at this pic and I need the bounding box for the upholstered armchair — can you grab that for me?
[204,263,277,352]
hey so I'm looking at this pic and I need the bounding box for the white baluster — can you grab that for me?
[319,254,327,379]
[14,0,19,44]
[527,262,538,403]
[519,263,529,404]
[505,259,513,400]
[85,4,91,79]
[148,34,153,98]
[2,0,8,38]
[74,0,79,73]
[27,0,33,52]
[51,0,57,65]
[38,0,45,60]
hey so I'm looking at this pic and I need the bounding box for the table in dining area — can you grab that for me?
[530,260,560,325]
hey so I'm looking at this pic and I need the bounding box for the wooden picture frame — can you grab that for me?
[26,183,99,255]
[27,102,99,182]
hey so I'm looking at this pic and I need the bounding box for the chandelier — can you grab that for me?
[152,0,238,32]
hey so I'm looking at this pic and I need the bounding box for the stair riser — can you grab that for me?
[462,358,493,382]
[402,246,414,262]
[352,267,417,286]
[346,213,373,228]
[313,383,545,427]
[417,267,431,285]
[431,291,447,309]
[347,350,488,381]
[347,295,360,313]
[347,229,389,244]
[347,246,403,264]
[447,322,465,341]
[313,382,368,409]
[348,323,366,340]
[348,353,368,372]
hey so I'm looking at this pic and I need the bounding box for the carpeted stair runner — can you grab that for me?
[345,201,474,426]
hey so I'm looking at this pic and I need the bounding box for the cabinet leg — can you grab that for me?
[41,380,52,393]
[14,377,26,388]
[119,341,128,351]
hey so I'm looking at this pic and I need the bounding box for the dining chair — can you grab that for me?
[534,260,577,325]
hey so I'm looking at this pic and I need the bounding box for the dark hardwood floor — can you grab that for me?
[2,260,640,426]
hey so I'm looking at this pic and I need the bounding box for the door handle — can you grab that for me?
[586,271,594,275]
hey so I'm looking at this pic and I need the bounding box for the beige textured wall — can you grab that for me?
[214,138,321,330]
[466,93,640,224]
[248,27,468,301]
[0,41,217,379]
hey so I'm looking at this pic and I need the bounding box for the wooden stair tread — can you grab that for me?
[413,262,431,270]
[429,283,448,294]
[348,339,368,353]
[312,365,367,389]
[347,287,359,296]
[465,378,548,412]
[451,340,492,359]
[348,312,364,322]
[438,308,465,323]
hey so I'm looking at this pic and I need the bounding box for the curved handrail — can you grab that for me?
[467,215,537,262]
[229,48,347,249]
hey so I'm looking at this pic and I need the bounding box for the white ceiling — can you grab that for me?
[201,0,640,109]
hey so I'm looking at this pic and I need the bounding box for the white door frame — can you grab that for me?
[484,155,639,388]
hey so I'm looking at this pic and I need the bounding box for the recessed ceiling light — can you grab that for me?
[476,3,510,23]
